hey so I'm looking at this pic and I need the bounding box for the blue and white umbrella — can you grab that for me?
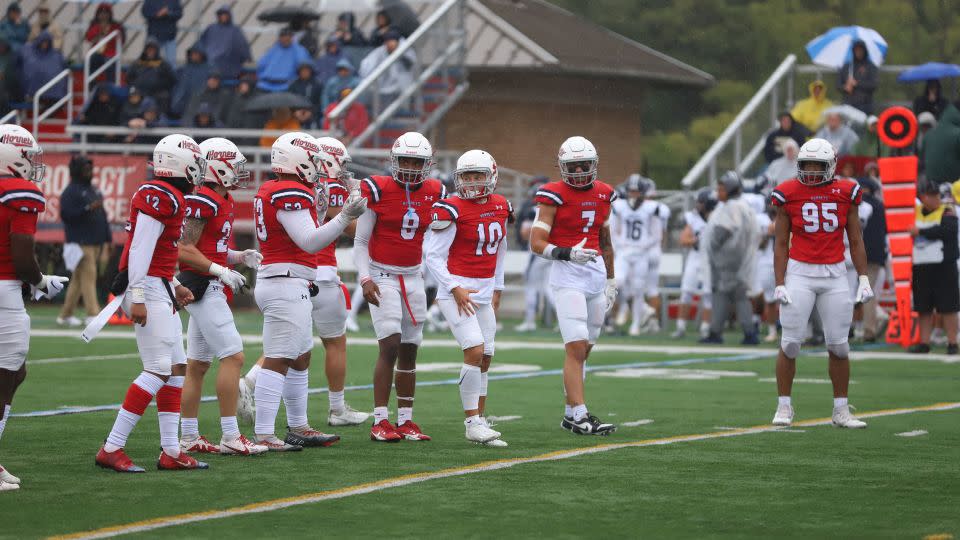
[805,26,888,69]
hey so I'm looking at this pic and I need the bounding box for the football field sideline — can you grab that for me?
[49,401,960,540]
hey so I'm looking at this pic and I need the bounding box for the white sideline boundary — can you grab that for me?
[51,402,960,540]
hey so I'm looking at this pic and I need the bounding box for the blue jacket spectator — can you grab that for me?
[60,156,111,246]
[257,28,310,92]
[0,3,29,52]
[125,96,169,145]
[170,46,210,118]
[126,39,176,113]
[0,34,20,102]
[197,6,250,80]
[333,12,368,46]
[314,36,344,85]
[19,31,65,99]
[183,71,231,128]
[141,0,182,64]
[322,58,358,113]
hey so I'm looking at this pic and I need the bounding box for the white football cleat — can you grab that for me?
[0,464,20,485]
[345,315,360,333]
[220,434,268,455]
[237,378,256,425]
[56,315,82,327]
[772,404,794,426]
[514,320,537,332]
[328,404,371,426]
[614,305,629,327]
[832,405,867,429]
[465,421,500,443]
[481,438,508,447]
[628,324,641,337]
[670,327,685,339]
[0,480,18,492]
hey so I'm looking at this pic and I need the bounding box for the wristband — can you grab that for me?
[544,243,572,261]
[360,276,372,286]
[130,287,146,303]
[208,262,226,277]
[172,276,181,288]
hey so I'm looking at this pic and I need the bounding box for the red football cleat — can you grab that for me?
[396,421,431,441]
[370,419,402,442]
[95,447,145,473]
[157,451,209,471]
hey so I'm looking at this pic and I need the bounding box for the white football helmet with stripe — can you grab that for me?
[454,149,498,199]
[271,132,322,185]
[558,136,598,188]
[199,137,248,189]
[390,131,434,186]
[154,134,205,186]
[796,138,836,186]
[315,136,354,186]
[0,124,44,183]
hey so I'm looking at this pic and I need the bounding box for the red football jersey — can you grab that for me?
[119,180,186,280]
[184,185,234,276]
[771,178,863,265]
[432,194,512,279]
[316,178,349,268]
[534,180,617,251]
[361,175,447,267]
[254,179,318,268]
[0,177,45,280]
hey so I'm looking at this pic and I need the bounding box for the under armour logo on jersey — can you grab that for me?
[424,196,434,201]
[832,188,841,194]
[598,194,608,200]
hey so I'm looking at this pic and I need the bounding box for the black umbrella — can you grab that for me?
[257,6,321,23]
[245,92,313,112]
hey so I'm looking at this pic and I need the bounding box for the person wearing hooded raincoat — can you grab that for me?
[197,5,250,80]
[126,38,176,113]
[18,30,65,99]
[791,80,833,132]
[321,57,358,112]
[923,103,960,184]
[256,29,310,92]
[837,40,878,115]
[170,46,210,118]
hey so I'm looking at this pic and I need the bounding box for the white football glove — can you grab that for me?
[239,249,263,269]
[209,263,246,293]
[570,238,599,264]
[604,278,618,314]
[31,274,69,300]
[339,191,367,220]
[855,275,874,304]
[774,285,792,306]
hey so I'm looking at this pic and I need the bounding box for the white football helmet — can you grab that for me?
[153,134,205,186]
[0,124,44,183]
[454,149,498,200]
[390,131,434,186]
[796,138,837,186]
[271,132,323,185]
[558,136,598,188]
[315,136,353,184]
[199,137,248,189]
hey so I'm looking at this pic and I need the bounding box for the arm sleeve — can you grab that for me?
[127,213,164,292]
[276,208,348,254]
[494,235,508,290]
[423,224,458,293]
[353,208,376,280]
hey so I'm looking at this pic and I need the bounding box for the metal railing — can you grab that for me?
[83,29,124,105]
[0,110,19,125]
[32,69,73,138]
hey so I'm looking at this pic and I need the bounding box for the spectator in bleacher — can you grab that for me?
[183,70,231,128]
[289,62,322,118]
[126,38,176,113]
[85,3,125,73]
[359,30,416,108]
[189,102,221,129]
[759,138,798,187]
[293,107,315,130]
[256,28,310,92]
[923,103,960,184]
[790,80,832,132]
[314,36,344,89]
[369,10,395,48]
[18,30,65,101]
[120,86,143,122]
[321,57,358,113]
[0,3,29,52]
[333,12,367,47]
[852,114,880,157]
[838,40,878,115]
[0,35,20,104]
[913,79,948,120]
[170,46,210,118]
[77,84,121,140]
[762,111,809,163]
[197,6,250,81]
[815,112,860,157]
[125,96,167,144]
[28,2,61,50]
[856,176,887,342]
[259,106,299,147]
[287,19,319,58]
[141,0,182,66]
[917,111,937,162]
[379,1,420,38]
[323,88,369,145]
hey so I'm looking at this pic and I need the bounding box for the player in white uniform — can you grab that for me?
[673,188,716,339]
[742,181,778,343]
[638,177,670,331]
[610,175,662,335]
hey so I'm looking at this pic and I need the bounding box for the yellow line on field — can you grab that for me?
[50,401,960,540]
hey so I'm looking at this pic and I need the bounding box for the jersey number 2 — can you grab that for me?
[801,202,838,233]
[475,222,504,256]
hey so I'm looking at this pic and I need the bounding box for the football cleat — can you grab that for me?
[237,378,256,424]
[95,447,146,473]
[255,435,303,452]
[565,414,616,436]
[370,419,403,442]
[345,315,360,333]
[396,420,432,441]
[0,464,20,485]
[465,421,500,443]
[0,480,18,492]
[832,405,867,429]
[179,435,221,454]
[285,426,340,447]
[514,321,537,332]
[772,404,794,426]
[481,438,508,447]
[157,451,209,470]
[220,434,268,456]
[560,416,574,432]
[670,328,685,339]
[328,404,371,426]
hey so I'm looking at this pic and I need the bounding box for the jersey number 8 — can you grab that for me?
[801,202,839,233]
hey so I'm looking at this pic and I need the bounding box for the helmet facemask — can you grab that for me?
[797,158,833,186]
[23,146,45,183]
[455,168,495,200]
[391,154,431,186]
[560,158,597,188]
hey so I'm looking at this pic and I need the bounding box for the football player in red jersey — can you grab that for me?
[0,125,68,491]
[93,134,208,472]
[174,137,267,456]
[530,136,618,435]
[355,132,447,442]
[424,150,511,446]
[770,138,873,429]
[251,132,366,451]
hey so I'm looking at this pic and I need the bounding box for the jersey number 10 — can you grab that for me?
[475,222,504,256]
[801,202,839,233]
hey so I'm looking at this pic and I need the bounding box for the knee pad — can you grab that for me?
[780,338,801,359]
[826,341,850,358]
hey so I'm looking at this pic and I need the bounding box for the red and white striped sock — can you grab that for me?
[157,376,184,458]
[104,372,163,452]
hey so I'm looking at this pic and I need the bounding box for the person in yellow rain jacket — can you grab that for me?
[791,80,834,132]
